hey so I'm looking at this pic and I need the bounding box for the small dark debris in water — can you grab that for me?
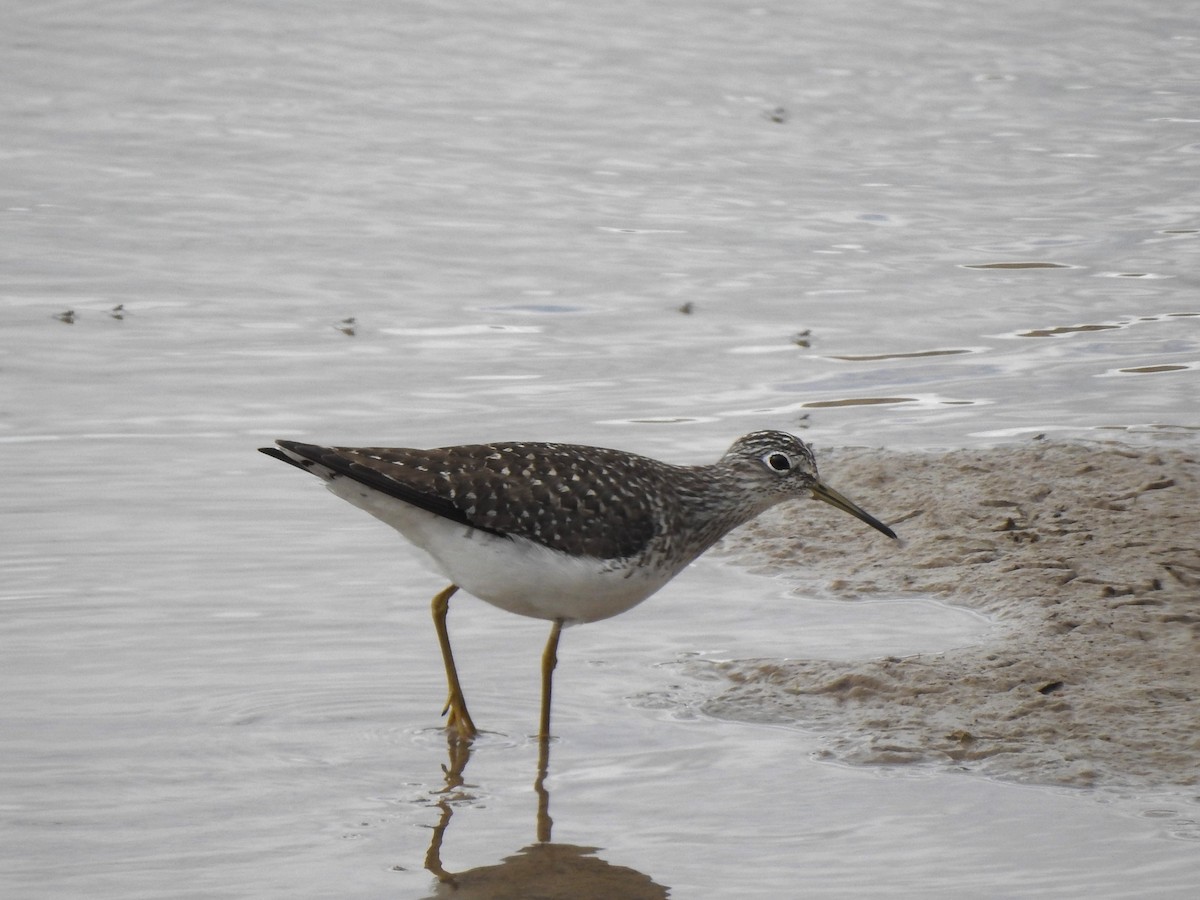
[110,304,125,320]
[1037,681,1065,695]
[677,302,695,315]
[53,309,76,324]
[792,329,812,347]
[336,317,356,336]
[763,106,788,123]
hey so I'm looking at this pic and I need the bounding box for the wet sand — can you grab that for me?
[711,440,1199,789]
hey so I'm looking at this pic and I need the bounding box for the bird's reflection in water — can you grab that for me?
[422,734,669,898]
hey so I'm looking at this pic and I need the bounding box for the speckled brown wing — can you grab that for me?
[276,440,662,560]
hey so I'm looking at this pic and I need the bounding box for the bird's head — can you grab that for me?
[721,431,896,539]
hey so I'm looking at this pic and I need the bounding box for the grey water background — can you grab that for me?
[3,1,1199,897]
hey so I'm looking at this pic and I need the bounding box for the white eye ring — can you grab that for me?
[763,452,792,472]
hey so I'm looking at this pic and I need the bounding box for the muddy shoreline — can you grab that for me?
[711,440,1199,789]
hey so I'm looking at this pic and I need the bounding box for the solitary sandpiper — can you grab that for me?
[259,431,896,739]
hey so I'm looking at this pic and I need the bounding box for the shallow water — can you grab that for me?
[3,0,1200,897]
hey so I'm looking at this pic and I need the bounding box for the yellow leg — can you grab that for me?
[538,618,564,741]
[431,584,477,740]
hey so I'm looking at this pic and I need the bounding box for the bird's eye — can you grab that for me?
[763,452,792,472]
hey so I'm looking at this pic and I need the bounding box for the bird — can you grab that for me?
[259,430,896,740]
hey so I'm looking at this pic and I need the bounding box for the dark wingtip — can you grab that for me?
[258,444,309,471]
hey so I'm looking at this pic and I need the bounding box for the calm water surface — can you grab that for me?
[3,0,1199,897]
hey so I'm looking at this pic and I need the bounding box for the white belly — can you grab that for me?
[327,477,672,623]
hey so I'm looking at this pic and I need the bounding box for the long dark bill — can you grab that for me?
[810,481,897,539]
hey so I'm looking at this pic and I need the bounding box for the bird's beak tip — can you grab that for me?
[811,481,897,540]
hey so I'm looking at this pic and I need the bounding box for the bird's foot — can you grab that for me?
[442,692,477,741]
